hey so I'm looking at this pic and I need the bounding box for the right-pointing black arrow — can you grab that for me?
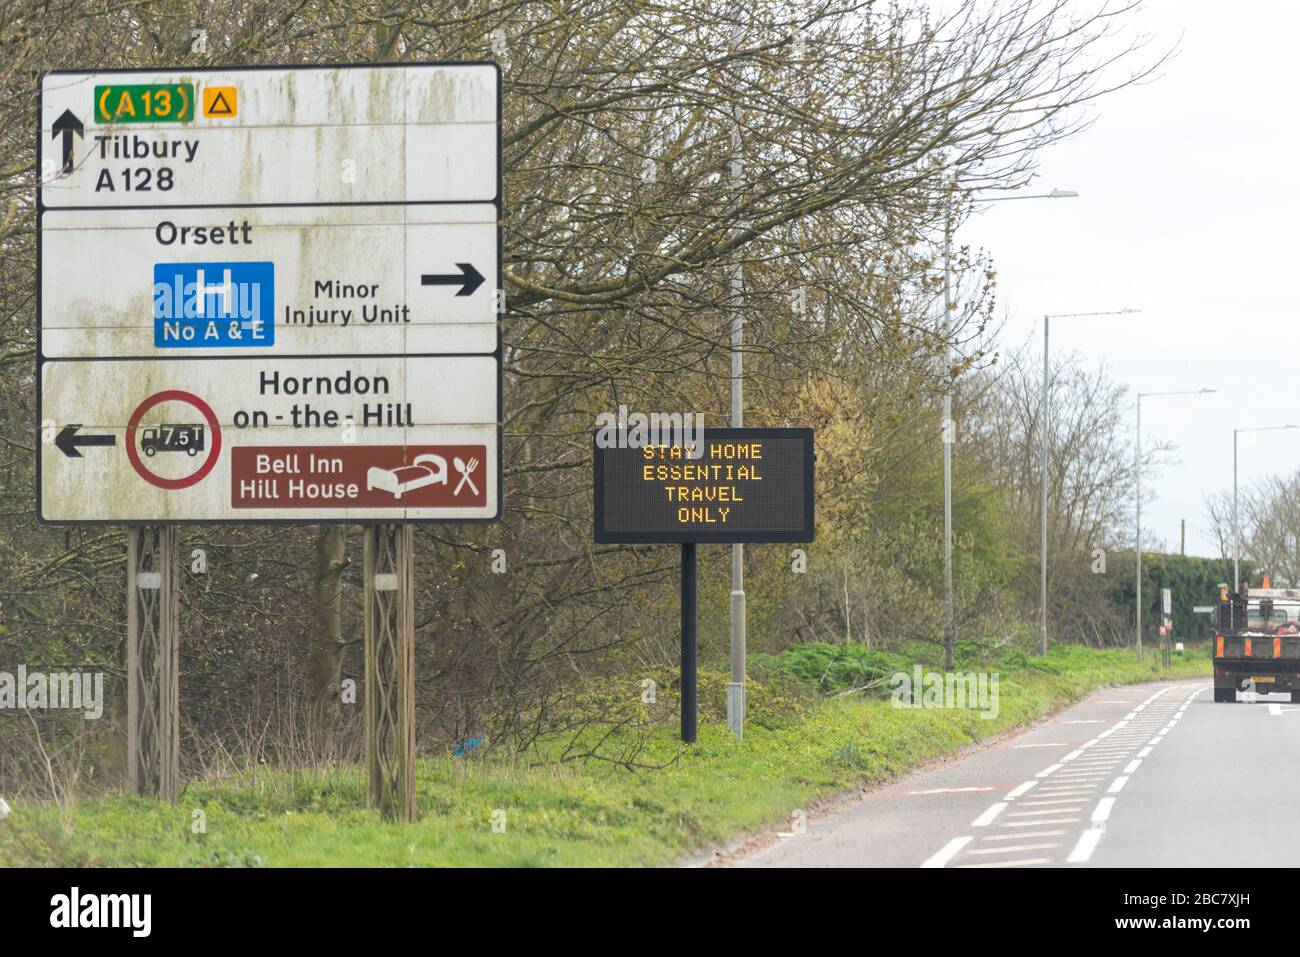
[51,109,84,175]
[421,263,485,297]
[55,424,116,459]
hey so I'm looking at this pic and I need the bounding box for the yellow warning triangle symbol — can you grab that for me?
[208,91,233,115]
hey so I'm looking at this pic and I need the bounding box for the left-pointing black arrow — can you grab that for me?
[51,109,84,175]
[55,424,115,459]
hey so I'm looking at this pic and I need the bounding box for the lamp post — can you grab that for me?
[942,188,1078,670]
[727,16,746,737]
[728,127,746,737]
[1233,425,1298,591]
[1038,308,1139,656]
[1134,388,1216,659]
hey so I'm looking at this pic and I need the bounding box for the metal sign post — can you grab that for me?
[681,542,698,744]
[1162,587,1173,668]
[364,524,416,822]
[126,525,179,802]
[38,63,503,817]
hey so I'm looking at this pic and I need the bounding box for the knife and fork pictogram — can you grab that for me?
[453,456,479,496]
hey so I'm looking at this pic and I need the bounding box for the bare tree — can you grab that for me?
[0,0,1168,785]
[1206,472,1300,586]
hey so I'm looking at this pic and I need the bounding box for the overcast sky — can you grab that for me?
[961,1,1299,559]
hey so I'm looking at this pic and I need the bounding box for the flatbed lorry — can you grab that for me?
[1213,584,1300,702]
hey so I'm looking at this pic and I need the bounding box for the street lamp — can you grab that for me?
[1134,388,1216,660]
[972,189,1081,201]
[942,187,1078,670]
[1038,308,1139,657]
[1233,425,1299,591]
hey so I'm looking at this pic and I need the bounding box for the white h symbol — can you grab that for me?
[195,268,233,316]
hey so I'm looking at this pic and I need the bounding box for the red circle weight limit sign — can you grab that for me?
[126,390,222,490]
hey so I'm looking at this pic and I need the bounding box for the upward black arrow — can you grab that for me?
[55,424,115,459]
[421,263,485,297]
[51,109,84,174]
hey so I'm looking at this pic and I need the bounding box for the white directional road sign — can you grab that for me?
[39,64,499,206]
[41,204,498,357]
[38,62,502,524]
[39,357,498,522]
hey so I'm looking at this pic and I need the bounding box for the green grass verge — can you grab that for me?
[0,644,1208,867]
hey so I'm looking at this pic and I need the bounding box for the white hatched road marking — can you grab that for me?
[1021,798,1090,807]
[971,803,1008,826]
[919,681,1207,868]
[999,817,1081,827]
[957,857,1051,868]
[921,836,972,868]
[966,843,1061,855]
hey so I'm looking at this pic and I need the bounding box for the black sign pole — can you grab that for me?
[681,541,698,744]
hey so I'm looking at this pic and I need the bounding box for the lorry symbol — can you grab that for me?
[140,423,205,457]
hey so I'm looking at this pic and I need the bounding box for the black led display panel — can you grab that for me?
[593,427,814,544]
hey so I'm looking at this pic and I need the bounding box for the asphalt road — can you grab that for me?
[730,678,1300,867]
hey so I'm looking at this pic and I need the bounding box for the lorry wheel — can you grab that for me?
[1215,688,1235,703]
[1291,691,1300,704]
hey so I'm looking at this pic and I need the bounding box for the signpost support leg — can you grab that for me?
[727,545,745,739]
[126,526,180,803]
[681,542,698,744]
[364,524,416,822]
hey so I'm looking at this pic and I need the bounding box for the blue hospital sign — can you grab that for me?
[153,261,274,347]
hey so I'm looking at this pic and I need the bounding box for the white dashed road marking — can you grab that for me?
[1090,797,1115,823]
[1066,828,1104,864]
